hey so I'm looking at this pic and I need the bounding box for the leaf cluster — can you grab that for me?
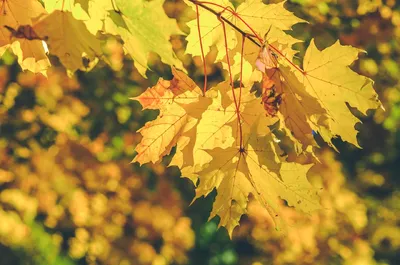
[0,0,382,236]
[132,0,382,235]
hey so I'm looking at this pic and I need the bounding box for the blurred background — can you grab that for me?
[0,0,399,264]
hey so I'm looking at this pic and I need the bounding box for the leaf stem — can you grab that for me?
[238,34,245,109]
[195,5,208,96]
[111,0,121,13]
[218,14,243,149]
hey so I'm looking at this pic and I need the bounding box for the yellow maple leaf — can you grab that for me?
[30,10,102,73]
[133,69,209,165]
[170,82,277,183]
[0,0,50,74]
[296,40,381,147]
[194,132,320,237]
[252,37,381,151]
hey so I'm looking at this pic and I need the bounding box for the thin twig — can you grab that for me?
[189,0,261,47]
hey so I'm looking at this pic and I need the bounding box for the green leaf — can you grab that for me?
[105,0,185,77]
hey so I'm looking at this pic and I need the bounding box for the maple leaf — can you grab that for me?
[294,40,382,147]
[103,0,184,77]
[252,35,381,152]
[170,82,277,183]
[194,132,320,237]
[27,10,102,73]
[0,0,50,74]
[133,69,208,165]
[160,77,319,236]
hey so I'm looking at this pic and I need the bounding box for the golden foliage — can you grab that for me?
[235,150,376,265]
[0,135,194,265]
[0,62,194,265]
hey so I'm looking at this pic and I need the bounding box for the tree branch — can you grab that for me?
[188,0,261,47]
